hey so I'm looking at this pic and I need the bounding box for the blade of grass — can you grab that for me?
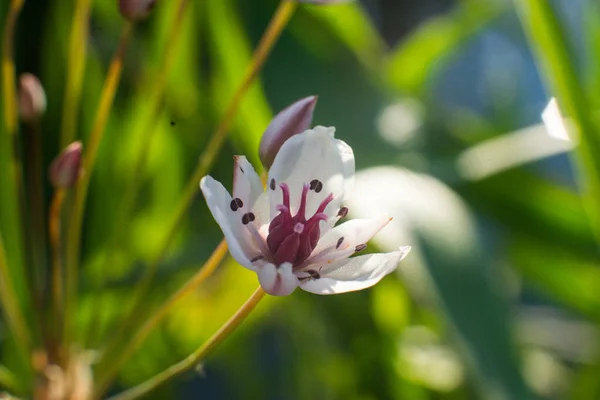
[94,0,296,380]
[514,0,600,244]
[106,287,266,400]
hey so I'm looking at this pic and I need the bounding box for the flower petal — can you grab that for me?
[200,175,259,270]
[233,156,269,226]
[300,247,411,295]
[303,216,392,267]
[257,262,299,296]
[267,126,355,229]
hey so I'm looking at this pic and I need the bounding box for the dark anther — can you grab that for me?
[241,212,255,225]
[270,178,276,190]
[354,244,367,252]
[230,197,243,211]
[307,269,321,279]
[250,255,264,263]
[239,166,245,173]
[337,207,348,218]
[309,179,323,193]
[336,237,344,249]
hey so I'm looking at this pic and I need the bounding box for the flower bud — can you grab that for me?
[19,73,46,123]
[259,96,317,169]
[119,0,157,21]
[49,141,83,188]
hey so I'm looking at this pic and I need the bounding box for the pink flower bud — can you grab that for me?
[19,73,46,123]
[49,142,83,188]
[119,0,157,21]
[259,96,318,169]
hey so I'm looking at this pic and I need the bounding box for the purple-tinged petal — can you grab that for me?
[257,263,299,296]
[49,141,83,188]
[259,96,317,169]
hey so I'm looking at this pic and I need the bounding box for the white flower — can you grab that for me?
[200,126,410,296]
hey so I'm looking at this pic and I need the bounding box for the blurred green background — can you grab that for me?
[3,0,600,398]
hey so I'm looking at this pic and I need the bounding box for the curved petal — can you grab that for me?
[300,247,411,295]
[303,217,392,268]
[257,262,299,296]
[200,176,259,270]
[267,126,355,231]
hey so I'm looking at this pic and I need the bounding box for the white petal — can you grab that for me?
[300,247,411,295]
[301,217,392,268]
[267,126,355,230]
[257,263,299,296]
[233,156,264,207]
[200,176,259,270]
[542,98,571,141]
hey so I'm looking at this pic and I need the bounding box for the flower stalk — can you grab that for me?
[63,21,133,345]
[106,287,266,400]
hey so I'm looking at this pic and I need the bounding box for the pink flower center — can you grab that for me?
[267,182,333,267]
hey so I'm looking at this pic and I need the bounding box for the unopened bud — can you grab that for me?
[119,0,157,21]
[49,142,83,188]
[259,96,317,168]
[19,73,46,123]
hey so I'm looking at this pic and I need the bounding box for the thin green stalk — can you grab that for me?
[98,0,297,374]
[63,22,133,345]
[106,287,266,400]
[59,0,92,147]
[515,0,600,242]
[0,234,32,362]
[93,0,190,356]
[94,240,228,394]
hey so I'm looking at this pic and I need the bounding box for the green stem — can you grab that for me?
[63,22,133,346]
[0,364,22,394]
[515,0,600,242]
[106,287,266,400]
[59,0,91,147]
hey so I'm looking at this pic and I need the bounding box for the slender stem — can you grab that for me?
[0,233,31,360]
[48,189,65,362]
[93,0,190,354]
[63,22,133,345]
[101,0,296,371]
[2,0,24,136]
[107,287,266,400]
[94,240,228,394]
[59,0,91,147]
[514,0,600,243]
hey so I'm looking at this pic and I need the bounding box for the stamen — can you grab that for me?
[306,269,321,279]
[250,255,264,263]
[245,223,272,261]
[270,178,276,190]
[309,179,323,193]
[336,237,344,249]
[241,212,255,225]
[354,244,367,252]
[230,197,243,211]
[337,207,348,218]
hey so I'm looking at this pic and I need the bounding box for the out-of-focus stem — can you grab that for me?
[0,234,31,361]
[59,0,91,147]
[106,287,266,400]
[515,0,600,243]
[94,240,228,394]
[49,189,65,360]
[94,0,190,356]
[63,22,133,345]
[101,0,296,372]
[2,0,24,136]
[0,364,21,394]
